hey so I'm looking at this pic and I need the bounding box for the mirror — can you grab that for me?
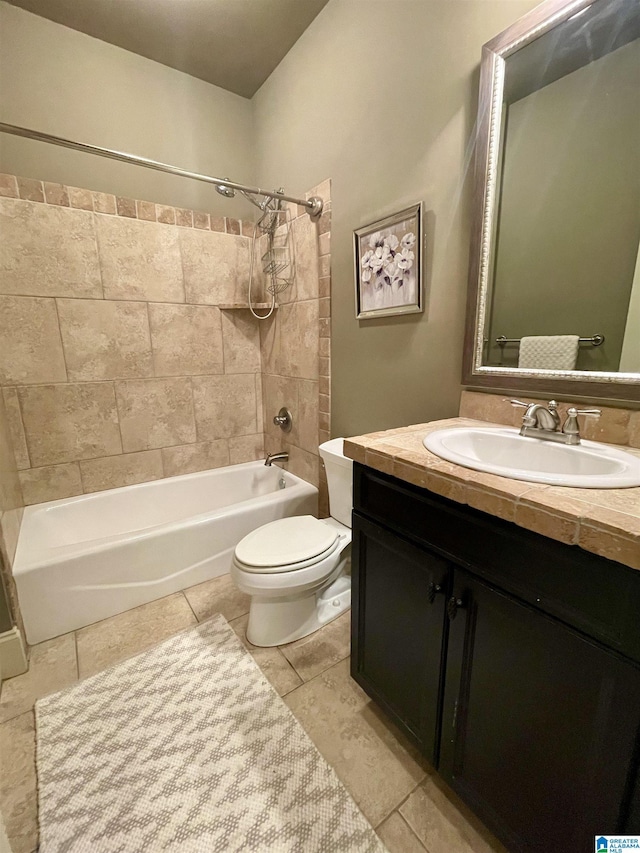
[463,0,640,401]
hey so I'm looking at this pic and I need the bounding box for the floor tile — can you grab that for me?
[76,593,196,678]
[0,632,77,723]
[280,610,351,681]
[230,614,302,696]
[0,711,38,853]
[183,573,251,622]
[376,811,428,853]
[285,658,428,826]
[399,775,507,853]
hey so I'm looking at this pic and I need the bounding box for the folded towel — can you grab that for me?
[518,335,580,370]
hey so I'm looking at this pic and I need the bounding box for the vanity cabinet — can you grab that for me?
[351,463,640,852]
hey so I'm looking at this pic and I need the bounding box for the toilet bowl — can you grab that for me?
[231,438,353,647]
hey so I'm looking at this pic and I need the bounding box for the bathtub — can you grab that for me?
[14,462,318,644]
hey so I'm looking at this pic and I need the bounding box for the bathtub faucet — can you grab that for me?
[264,451,289,467]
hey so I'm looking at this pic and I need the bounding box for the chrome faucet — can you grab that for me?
[508,400,600,445]
[264,451,289,467]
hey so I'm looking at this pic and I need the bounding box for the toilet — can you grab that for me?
[230,438,353,647]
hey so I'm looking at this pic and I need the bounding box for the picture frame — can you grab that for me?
[354,203,423,319]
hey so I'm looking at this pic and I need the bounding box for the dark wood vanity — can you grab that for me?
[351,462,640,852]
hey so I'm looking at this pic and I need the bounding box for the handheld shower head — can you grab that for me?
[216,182,235,199]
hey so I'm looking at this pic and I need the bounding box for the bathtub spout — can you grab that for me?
[265,452,289,467]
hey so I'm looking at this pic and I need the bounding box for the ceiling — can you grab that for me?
[6,0,330,98]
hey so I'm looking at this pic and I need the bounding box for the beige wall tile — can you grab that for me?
[180,229,250,305]
[290,216,319,302]
[68,186,93,210]
[149,303,223,376]
[630,412,640,449]
[220,310,261,374]
[0,198,101,298]
[57,298,153,381]
[156,204,176,225]
[0,296,66,385]
[116,196,136,218]
[255,372,264,433]
[0,174,18,198]
[19,462,83,505]
[79,450,163,492]
[277,300,319,379]
[0,507,23,566]
[16,176,43,202]
[136,200,156,221]
[116,378,195,452]
[95,215,184,302]
[176,208,193,228]
[458,391,515,426]
[0,395,22,512]
[43,182,69,206]
[263,374,299,446]
[0,711,38,853]
[226,218,241,235]
[192,374,257,441]
[228,434,264,464]
[1,389,29,469]
[92,191,116,214]
[193,211,210,230]
[581,405,630,446]
[161,440,229,477]
[288,445,319,487]
[297,379,319,453]
[19,382,121,466]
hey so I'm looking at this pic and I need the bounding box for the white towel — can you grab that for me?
[518,335,580,370]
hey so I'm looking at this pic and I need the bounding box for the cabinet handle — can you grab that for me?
[447,596,464,620]
[427,582,442,604]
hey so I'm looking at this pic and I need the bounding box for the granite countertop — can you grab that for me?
[344,418,640,571]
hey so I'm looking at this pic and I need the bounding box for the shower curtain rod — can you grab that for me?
[0,122,324,218]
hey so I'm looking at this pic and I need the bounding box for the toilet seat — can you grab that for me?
[234,515,341,574]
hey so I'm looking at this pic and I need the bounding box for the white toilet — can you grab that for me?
[230,438,353,647]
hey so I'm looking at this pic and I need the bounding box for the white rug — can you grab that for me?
[36,614,387,853]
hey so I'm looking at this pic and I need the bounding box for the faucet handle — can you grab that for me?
[505,399,530,408]
[568,407,601,418]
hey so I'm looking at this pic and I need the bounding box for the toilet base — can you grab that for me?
[246,558,351,647]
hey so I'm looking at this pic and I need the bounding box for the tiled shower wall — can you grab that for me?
[0,392,23,634]
[261,180,331,512]
[0,174,331,507]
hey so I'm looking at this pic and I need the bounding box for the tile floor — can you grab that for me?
[0,574,507,853]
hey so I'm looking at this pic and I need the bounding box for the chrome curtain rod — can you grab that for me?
[0,122,323,218]
[496,334,605,347]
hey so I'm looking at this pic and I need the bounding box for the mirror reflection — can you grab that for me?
[482,0,640,374]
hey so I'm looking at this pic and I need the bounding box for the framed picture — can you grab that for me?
[354,203,423,319]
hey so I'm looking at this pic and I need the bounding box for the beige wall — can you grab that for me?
[488,41,640,372]
[0,2,255,219]
[253,0,539,437]
[0,390,23,634]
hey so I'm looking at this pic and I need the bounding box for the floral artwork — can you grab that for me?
[354,204,423,319]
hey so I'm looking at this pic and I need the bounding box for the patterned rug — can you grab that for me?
[36,614,387,853]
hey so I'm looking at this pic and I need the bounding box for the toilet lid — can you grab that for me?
[234,515,339,569]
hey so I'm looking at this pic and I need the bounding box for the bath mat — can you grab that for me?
[35,614,387,853]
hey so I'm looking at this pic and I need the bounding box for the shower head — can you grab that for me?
[216,182,236,199]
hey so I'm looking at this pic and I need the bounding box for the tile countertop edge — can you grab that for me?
[344,418,640,572]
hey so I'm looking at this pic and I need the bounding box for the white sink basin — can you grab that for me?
[423,427,640,488]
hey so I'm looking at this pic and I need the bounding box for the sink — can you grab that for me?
[423,427,640,488]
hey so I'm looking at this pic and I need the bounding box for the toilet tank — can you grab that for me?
[319,438,353,528]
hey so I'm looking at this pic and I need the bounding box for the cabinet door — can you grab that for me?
[351,512,449,760]
[441,568,640,852]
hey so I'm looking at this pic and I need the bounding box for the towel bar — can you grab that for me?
[496,334,604,347]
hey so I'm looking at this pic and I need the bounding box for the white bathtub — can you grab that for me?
[14,462,318,644]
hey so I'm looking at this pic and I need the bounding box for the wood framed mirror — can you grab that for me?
[463,0,640,402]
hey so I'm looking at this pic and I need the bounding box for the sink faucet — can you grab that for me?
[264,451,289,467]
[508,400,600,445]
